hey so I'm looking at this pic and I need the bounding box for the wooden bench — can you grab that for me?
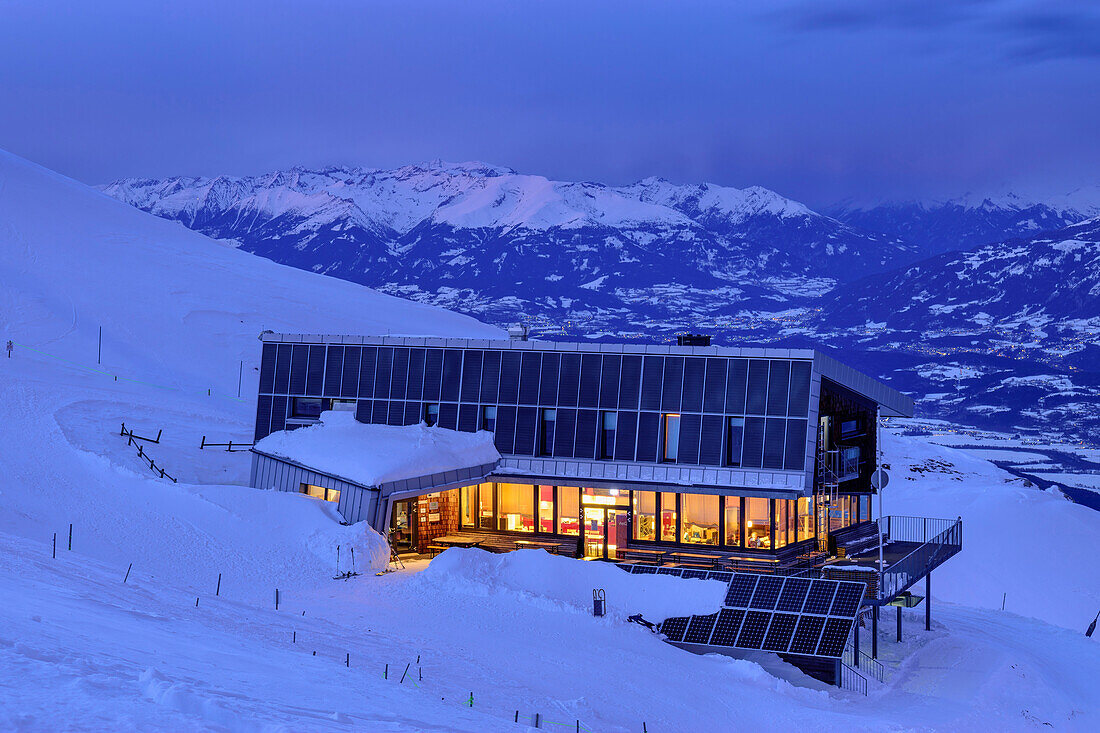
[426,544,448,558]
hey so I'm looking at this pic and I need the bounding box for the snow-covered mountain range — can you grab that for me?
[100,163,917,325]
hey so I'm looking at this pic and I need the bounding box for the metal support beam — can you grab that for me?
[896,605,902,643]
[925,571,931,631]
[872,606,878,659]
[854,613,860,658]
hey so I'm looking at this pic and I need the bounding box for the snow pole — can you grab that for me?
[216,573,221,596]
[384,664,388,679]
[123,563,132,583]
[52,533,56,559]
[336,545,341,576]
[346,653,350,668]
[275,588,280,610]
[293,631,296,643]
[350,547,356,574]
[399,663,410,683]
[68,523,72,551]
[195,597,199,607]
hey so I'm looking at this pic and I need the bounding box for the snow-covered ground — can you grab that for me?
[3,148,1100,730]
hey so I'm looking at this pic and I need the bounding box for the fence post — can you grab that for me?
[275,588,280,610]
[68,524,72,551]
[216,573,222,596]
[52,532,56,558]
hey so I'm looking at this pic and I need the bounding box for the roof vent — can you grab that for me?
[676,333,711,347]
[507,323,529,341]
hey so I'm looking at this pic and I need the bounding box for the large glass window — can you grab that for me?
[497,483,534,532]
[797,496,814,542]
[477,482,494,530]
[538,486,554,533]
[724,497,741,546]
[726,417,744,466]
[299,482,339,502]
[600,411,617,459]
[663,414,680,462]
[774,500,789,549]
[745,497,771,549]
[557,486,580,535]
[292,397,325,419]
[633,491,657,541]
[461,485,476,528]
[540,409,556,455]
[681,494,719,545]
[660,492,677,542]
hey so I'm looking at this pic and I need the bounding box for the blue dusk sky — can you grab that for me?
[1,0,1097,206]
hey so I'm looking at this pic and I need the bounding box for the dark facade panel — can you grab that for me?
[746,359,769,415]
[355,399,371,424]
[788,361,811,418]
[458,403,479,432]
[498,352,521,404]
[618,356,642,410]
[341,347,362,398]
[554,408,577,457]
[784,419,808,470]
[725,359,747,414]
[636,411,660,462]
[422,349,442,401]
[388,400,405,426]
[600,356,621,409]
[270,396,287,433]
[579,354,602,409]
[515,406,538,455]
[614,411,638,461]
[274,344,292,394]
[259,343,277,393]
[702,358,726,413]
[402,401,420,425]
[374,348,393,399]
[661,357,684,412]
[461,350,483,403]
[640,357,663,411]
[358,347,377,399]
[371,400,389,424]
[766,360,791,417]
[763,417,787,469]
[324,346,344,396]
[289,344,308,394]
[678,413,702,465]
[538,353,559,406]
[575,409,598,459]
[742,416,765,468]
[406,348,424,401]
[480,351,501,404]
[519,352,541,405]
[254,395,272,441]
[682,358,705,413]
[699,414,724,466]
[558,354,580,408]
[495,405,517,454]
[390,348,410,401]
[306,345,326,395]
[437,402,459,431]
[441,349,462,402]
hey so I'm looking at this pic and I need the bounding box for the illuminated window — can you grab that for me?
[663,414,680,462]
[299,482,339,503]
[497,483,534,532]
[557,486,580,535]
[724,497,741,547]
[775,500,788,549]
[797,496,814,542]
[477,482,494,530]
[680,494,719,546]
[633,491,657,541]
[460,485,476,528]
[538,486,554,533]
[660,492,677,542]
[745,497,770,549]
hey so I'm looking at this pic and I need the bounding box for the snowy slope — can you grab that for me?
[4,149,1100,730]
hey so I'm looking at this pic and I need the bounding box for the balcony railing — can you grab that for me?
[878,515,962,601]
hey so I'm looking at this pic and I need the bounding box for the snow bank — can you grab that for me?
[253,411,500,487]
[413,548,726,621]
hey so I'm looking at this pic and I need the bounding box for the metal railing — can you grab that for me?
[843,641,884,683]
[839,662,868,695]
[879,516,962,601]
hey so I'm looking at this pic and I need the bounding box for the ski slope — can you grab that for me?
[2,148,1100,730]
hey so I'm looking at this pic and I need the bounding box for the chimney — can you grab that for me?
[508,323,529,341]
[676,333,711,347]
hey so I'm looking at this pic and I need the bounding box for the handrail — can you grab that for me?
[878,516,962,600]
[839,662,868,695]
[843,641,884,683]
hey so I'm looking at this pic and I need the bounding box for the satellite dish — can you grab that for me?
[871,470,890,490]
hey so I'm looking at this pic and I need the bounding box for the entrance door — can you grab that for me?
[391,500,417,552]
[583,506,628,560]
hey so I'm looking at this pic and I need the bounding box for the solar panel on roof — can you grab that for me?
[709,609,745,647]
[775,577,811,613]
[762,613,799,653]
[707,571,733,583]
[749,576,784,610]
[803,580,839,615]
[657,567,681,576]
[789,615,827,655]
[725,574,759,607]
[829,582,866,617]
[658,617,690,643]
[735,610,772,649]
[615,563,633,572]
[681,569,710,580]
[684,613,719,645]
[633,565,658,574]
[816,618,854,658]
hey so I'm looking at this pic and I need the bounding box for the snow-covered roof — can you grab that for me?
[252,412,500,489]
